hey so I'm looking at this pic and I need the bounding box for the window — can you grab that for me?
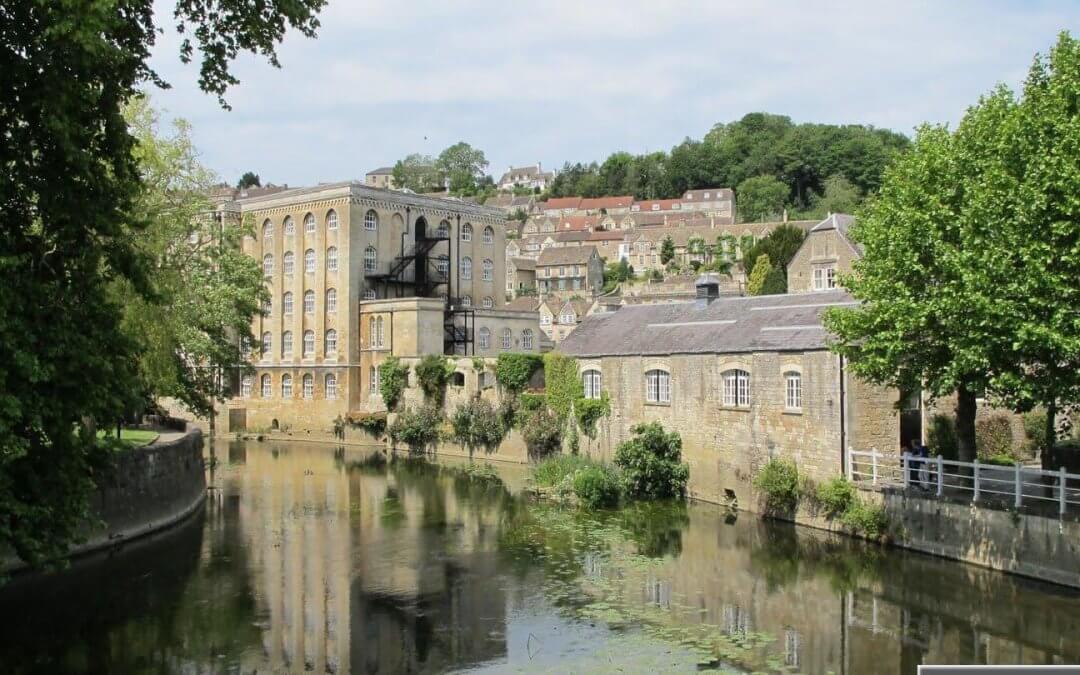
[284,216,295,236]
[302,330,315,357]
[282,331,293,357]
[283,292,294,315]
[303,290,315,314]
[460,295,472,307]
[261,331,271,356]
[483,226,494,244]
[461,256,472,280]
[813,266,837,290]
[482,259,494,281]
[561,311,575,324]
[304,248,315,274]
[325,373,337,399]
[540,313,551,325]
[326,288,337,313]
[479,327,490,349]
[364,246,377,273]
[326,247,337,272]
[240,337,252,360]
[281,374,293,397]
[262,220,273,242]
[722,369,750,407]
[240,374,252,397]
[363,288,376,300]
[501,328,512,350]
[261,374,272,398]
[482,296,494,309]
[436,220,450,238]
[461,223,472,242]
[785,372,802,411]
[645,369,671,404]
[436,255,449,275]
[263,254,273,277]
[325,329,337,356]
[369,316,385,348]
[283,251,295,275]
[302,373,314,398]
[522,329,533,350]
[583,370,602,399]
[262,298,272,316]
[369,365,381,397]
[364,210,378,231]
[326,209,338,230]
[304,213,316,234]
[377,316,385,347]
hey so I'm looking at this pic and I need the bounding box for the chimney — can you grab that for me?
[537,161,542,172]
[695,273,720,309]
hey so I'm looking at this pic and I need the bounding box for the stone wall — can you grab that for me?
[787,227,861,294]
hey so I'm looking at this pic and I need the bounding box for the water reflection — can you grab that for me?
[0,440,1078,674]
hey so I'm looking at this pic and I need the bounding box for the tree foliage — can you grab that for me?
[743,224,807,282]
[378,357,409,411]
[614,422,690,500]
[736,175,788,222]
[237,172,261,189]
[746,254,773,296]
[495,353,543,394]
[0,0,325,568]
[415,354,453,406]
[392,153,442,192]
[436,142,489,194]
[660,236,676,265]
[450,399,505,450]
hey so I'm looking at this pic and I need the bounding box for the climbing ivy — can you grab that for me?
[575,393,611,439]
[415,354,453,405]
[378,357,409,411]
[543,351,582,424]
[495,352,543,394]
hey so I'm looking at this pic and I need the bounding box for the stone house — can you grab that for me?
[535,245,604,295]
[679,188,736,223]
[364,167,395,189]
[550,297,592,343]
[506,256,536,297]
[497,163,553,192]
[786,213,861,294]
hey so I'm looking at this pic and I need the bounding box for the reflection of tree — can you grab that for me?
[747,520,887,594]
[618,501,689,558]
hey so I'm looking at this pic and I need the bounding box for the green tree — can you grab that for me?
[746,254,773,295]
[436,142,489,195]
[736,175,788,222]
[744,224,806,280]
[237,172,261,189]
[0,0,325,568]
[392,153,442,192]
[660,236,676,265]
[810,174,861,216]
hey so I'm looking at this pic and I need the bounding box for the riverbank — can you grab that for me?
[2,427,207,574]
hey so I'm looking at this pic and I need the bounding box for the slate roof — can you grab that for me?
[579,195,635,210]
[681,188,734,201]
[504,297,541,312]
[558,289,855,357]
[537,245,600,267]
[554,231,592,243]
[810,213,862,254]
[510,256,536,271]
[367,167,394,176]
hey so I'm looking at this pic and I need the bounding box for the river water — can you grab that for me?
[1,440,1078,674]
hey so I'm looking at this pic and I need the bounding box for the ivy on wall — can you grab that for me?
[543,352,582,424]
[378,357,409,411]
[415,354,453,406]
[495,352,543,394]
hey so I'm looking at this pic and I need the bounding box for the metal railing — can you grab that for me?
[848,448,1080,517]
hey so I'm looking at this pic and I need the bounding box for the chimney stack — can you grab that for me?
[695,273,721,309]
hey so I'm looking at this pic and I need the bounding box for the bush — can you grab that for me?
[450,398,505,450]
[575,394,610,439]
[927,413,958,460]
[840,499,888,539]
[378,357,409,411]
[976,414,1015,461]
[816,476,857,518]
[389,406,443,452]
[522,409,562,459]
[345,412,387,438]
[1022,410,1048,458]
[415,354,453,405]
[614,422,689,500]
[494,353,543,393]
[753,459,800,514]
[534,454,591,487]
[573,465,621,509]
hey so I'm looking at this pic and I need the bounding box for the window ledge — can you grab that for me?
[644,401,671,407]
[719,405,751,413]
[783,409,803,416]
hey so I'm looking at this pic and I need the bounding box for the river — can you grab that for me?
[0,439,1078,674]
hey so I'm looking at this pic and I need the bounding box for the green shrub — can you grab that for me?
[816,476,857,518]
[389,406,443,452]
[415,354,453,405]
[927,413,958,460]
[1022,410,1048,457]
[522,408,562,459]
[378,357,409,411]
[976,414,1015,460]
[534,454,591,487]
[614,422,689,500]
[494,353,543,393]
[983,453,1016,466]
[573,465,621,509]
[517,392,546,425]
[753,459,800,514]
[840,499,888,539]
[450,398,505,450]
[345,412,387,437]
[575,394,610,439]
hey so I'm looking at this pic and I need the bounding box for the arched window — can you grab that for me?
[261,374,272,398]
[437,220,450,238]
[482,296,494,309]
[369,365,380,397]
[501,327,512,350]
[262,219,273,242]
[326,288,337,313]
[262,297,272,316]
[460,295,471,308]
[325,329,337,356]
[283,216,295,236]
[281,331,293,356]
[303,290,315,314]
[325,373,337,399]
[326,246,338,272]
[302,330,315,357]
[304,213,316,234]
[368,316,376,346]
[281,373,293,397]
[461,223,473,241]
[240,374,252,397]
[645,369,671,404]
[304,248,315,274]
[522,328,533,350]
[583,369,602,399]
[479,327,490,350]
[282,292,294,315]
[461,256,472,280]
[377,316,385,347]
[785,371,802,410]
[436,255,449,275]
[262,254,273,277]
[451,371,466,387]
[326,209,338,230]
[283,251,295,275]
[722,369,750,407]
[261,331,272,356]
[482,259,494,281]
[483,225,494,244]
[364,209,378,231]
[363,288,376,300]
[302,373,314,398]
[364,246,377,273]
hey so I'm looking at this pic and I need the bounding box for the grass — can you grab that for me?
[533,454,597,488]
[96,428,159,448]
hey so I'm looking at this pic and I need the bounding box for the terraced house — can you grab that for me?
[535,245,604,296]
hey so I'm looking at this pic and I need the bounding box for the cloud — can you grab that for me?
[147,0,1078,186]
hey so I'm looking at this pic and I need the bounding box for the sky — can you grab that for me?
[147,1,1079,188]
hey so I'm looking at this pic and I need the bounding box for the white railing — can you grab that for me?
[847,448,1080,517]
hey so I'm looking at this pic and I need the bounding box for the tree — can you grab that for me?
[237,172,261,189]
[746,254,773,295]
[392,153,442,192]
[0,0,325,569]
[744,224,806,280]
[436,142,489,195]
[660,236,676,265]
[736,175,788,222]
[809,174,861,217]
